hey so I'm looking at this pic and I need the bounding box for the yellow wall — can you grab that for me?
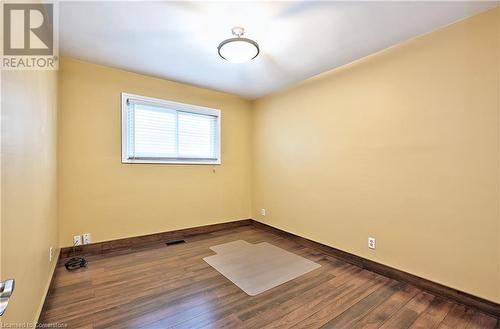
[252,8,500,303]
[58,58,253,247]
[1,70,59,323]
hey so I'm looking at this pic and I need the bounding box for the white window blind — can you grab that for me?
[122,93,221,164]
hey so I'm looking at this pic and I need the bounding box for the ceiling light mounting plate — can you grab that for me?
[231,26,245,37]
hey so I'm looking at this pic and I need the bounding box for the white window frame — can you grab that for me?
[121,92,221,165]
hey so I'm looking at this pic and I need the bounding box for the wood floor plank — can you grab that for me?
[465,311,499,329]
[320,280,404,329]
[290,273,390,328]
[350,284,420,329]
[408,297,453,329]
[438,304,475,329]
[378,292,435,329]
[38,226,500,329]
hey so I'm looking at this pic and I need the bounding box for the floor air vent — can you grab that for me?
[166,239,186,246]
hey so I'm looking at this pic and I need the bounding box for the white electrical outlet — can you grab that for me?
[82,233,92,245]
[368,237,376,250]
[49,246,53,262]
[73,235,82,246]
[261,209,266,216]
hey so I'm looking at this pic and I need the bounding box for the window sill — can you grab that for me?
[122,159,221,165]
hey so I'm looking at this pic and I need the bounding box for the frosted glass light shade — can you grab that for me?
[218,38,259,63]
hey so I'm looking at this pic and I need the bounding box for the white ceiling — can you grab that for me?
[60,1,499,99]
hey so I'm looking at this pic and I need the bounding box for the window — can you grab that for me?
[122,93,221,164]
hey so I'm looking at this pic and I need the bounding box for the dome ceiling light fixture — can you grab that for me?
[217,26,260,63]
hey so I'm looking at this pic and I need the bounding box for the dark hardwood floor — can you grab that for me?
[39,226,500,329]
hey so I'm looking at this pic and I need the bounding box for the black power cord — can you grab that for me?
[64,241,88,271]
[64,257,87,271]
